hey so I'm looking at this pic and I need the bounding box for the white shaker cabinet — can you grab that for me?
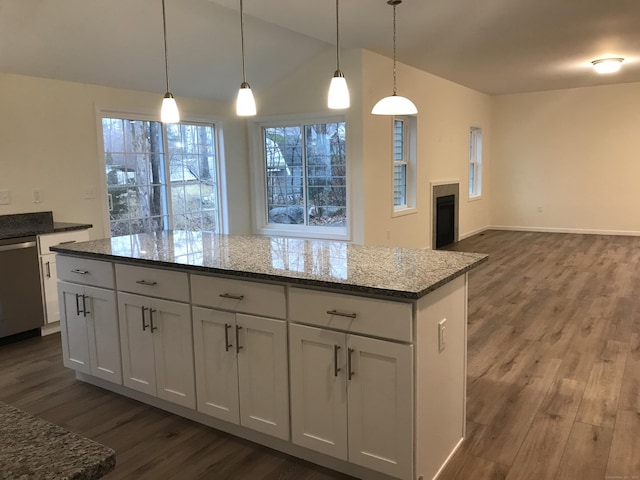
[192,306,289,441]
[289,323,413,479]
[118,292,195,409]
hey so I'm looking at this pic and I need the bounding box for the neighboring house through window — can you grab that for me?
[100,113,224,237]
[252,117,348,240]
[469,126,483,198]
[393,116,417,214]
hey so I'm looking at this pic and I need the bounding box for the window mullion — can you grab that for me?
[162,124,174,230]
[301,124,309,226]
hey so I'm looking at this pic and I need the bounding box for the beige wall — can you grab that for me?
[361,50,492,248]
[0,73,251,238]
[491,82,640,234]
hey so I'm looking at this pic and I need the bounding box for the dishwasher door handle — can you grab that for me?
[0,241,37,252]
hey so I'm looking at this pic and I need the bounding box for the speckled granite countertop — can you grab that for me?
[51,231,487,299]
[0,402,115,479]
[0,212,92,240]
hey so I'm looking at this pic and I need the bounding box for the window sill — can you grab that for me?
[392,207,418,218]
[468,195,483,202]
[255,224,351,242]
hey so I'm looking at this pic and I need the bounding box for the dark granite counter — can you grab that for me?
[0,402,115,479]
[51,230,487,300]
[0,212,92,241]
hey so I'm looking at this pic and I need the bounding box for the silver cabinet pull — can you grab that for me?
[71,269,89,275]
[235,325,243,353]
[347,348,355,381]
[224,323,233,352]
[45,261,51,278]
[75,293,82,316]
[334,345,341,377]
[136,280,158,286]
[58,240,76,245]
[141,306,149,331]
[149,309,158,332]
[220,293,244,301]
[327,310,357,319]
[82,295,90,317]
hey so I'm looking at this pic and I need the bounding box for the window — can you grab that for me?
[253,118,347,239]
[101,115,222,237]
[393,116,417,213]
[469,126,483,198]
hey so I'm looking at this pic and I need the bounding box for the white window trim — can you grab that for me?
[249,113,350,241]
[94,106,229,237]
[392,116,417,216]
[469,126,483,200]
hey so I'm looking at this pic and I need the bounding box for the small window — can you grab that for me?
[393,116,417,213]
[469,127,482,198]
[253,117,348,239]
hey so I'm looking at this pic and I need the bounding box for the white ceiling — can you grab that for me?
[1,0,639,101]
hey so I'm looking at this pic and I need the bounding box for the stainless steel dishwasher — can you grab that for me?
[0,236,45,339]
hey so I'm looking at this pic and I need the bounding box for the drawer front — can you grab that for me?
[289,288,413,342]
[57,255,115,289]
[38,229,90,255]
[116,263,189,302]
[191,274,286,319]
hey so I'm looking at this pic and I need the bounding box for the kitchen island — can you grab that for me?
[52,231,487,480]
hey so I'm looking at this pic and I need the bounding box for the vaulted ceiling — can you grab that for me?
[1,0,639,101]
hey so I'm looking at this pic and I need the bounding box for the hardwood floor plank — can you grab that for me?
[618,333,640,413]
[605,410,640,478]
[554,422,613,480]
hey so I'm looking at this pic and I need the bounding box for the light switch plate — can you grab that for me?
[0,190,10,205]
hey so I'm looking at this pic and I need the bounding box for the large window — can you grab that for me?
[254,118,347,239]
[393,116,417,213]
[101,115,222,237]
[469,126,483,198]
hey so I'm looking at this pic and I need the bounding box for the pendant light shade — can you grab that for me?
[372,0,417,116]
[236,0,257,116]
[328,0,350,109]
[160,0,180,123]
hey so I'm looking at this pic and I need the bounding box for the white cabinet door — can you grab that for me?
[347,334,413,480]
[237,314,289,441]
[192,307,240,423]
[58,282,91,373]
[118,292,156,396]
[289,324,348,460]
[151,298,195,409]
[41,256,59,324]
[85,286,121,384]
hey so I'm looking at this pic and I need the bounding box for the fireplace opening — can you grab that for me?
[435,194,456,249]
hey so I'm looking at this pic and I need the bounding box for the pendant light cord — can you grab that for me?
[162,0,170,93]
[335,0,341,71]
[240,0,248,84]
[392,1,398,95]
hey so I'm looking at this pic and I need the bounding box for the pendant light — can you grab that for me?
[328,0,350,109]
[236,0,256,116]
[371,0,417,116]
[160,0,180,123]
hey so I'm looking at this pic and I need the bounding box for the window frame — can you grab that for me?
[469,126,483,200]
[250,114,350,241]
[95,107,228,238]
[392,115,417,217]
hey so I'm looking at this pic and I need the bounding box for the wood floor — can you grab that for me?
[1,230,639,479]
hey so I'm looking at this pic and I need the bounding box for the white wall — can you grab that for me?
[491,82,640,234]
[0,73,251,238]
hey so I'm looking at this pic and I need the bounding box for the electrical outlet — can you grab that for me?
[84,186,97,200]
[0,190,10,205]
[537,205,543,213]
[33,189,42,203]
[438,318,447,352]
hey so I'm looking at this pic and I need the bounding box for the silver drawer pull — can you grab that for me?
[136,280,158,286]
[326,309,357,319]
[220,293,244,301]
[71,269,89,275]
[58,240,77,245]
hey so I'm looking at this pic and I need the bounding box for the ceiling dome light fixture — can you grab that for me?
[236,0,256,116]
[372,0,417,116]
[160,0,180,124]
[591,57,624,74]
[328,0,350,109]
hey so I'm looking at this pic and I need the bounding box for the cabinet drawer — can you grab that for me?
[191,274,286,319]
[289,288,413,342]
[57,255,115,289]
[38,230,90,255]
[116,264,189,302]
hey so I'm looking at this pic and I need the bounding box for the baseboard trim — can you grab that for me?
[459,226,490,240]
[487,225,640,237]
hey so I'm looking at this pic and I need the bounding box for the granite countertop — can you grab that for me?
[52,230,488,299]
[0,402,115,479]
[0,212,92,241]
